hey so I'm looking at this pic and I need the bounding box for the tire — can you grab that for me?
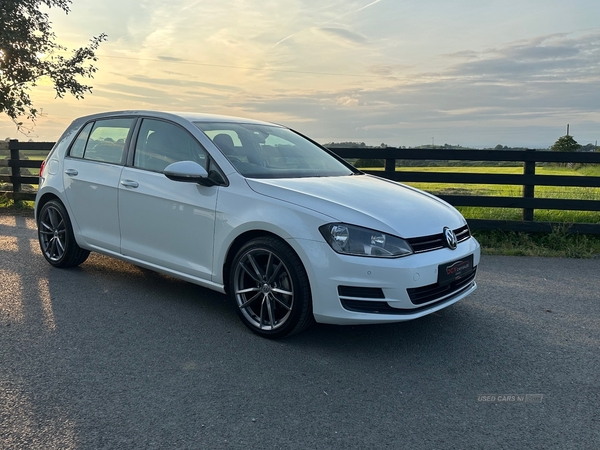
[229,237,314,338]
[38,199,90,268]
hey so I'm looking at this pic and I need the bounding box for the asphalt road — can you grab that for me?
[1,211,598,449]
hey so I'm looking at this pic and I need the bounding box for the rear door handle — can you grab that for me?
[64,169,78,176]
[120,180,139,188]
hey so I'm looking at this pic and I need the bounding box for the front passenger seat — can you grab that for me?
[213,134,236,157]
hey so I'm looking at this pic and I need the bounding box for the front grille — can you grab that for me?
[407,267,477,305]
[454,225,471,242]
[338,286,385,299]
[407,225,471,253]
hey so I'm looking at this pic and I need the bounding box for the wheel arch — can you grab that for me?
[35,192,62,220]
[222,230,312,297]
[35,192,87,249]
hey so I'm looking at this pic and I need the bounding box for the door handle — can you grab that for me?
[120,180,139,188]
[64,169,78,176]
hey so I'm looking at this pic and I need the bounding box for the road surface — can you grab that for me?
[1,211,598,449]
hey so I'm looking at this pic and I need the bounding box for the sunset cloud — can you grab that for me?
[2,0,599,148]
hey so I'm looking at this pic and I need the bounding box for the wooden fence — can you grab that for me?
[330,147,600,234]
[0,140,55,201]
[1,140,600,234]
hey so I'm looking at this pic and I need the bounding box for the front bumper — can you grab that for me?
[290,237,480,325]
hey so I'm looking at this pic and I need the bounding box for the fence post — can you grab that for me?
[9,139,21,203]
[522,149,535,221]
[384,151,395,178]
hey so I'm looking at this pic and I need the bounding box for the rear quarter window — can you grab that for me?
[68,118,134,164]
[69,122,93,158]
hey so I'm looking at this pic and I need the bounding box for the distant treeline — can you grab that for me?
[349,159,526,168]
[323,142,533,151]
[324,142,599,152]
[325,141,599,168]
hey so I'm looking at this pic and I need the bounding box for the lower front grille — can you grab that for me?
[337,286,385,299]
[340,299,398,314]
[407,267,477,305]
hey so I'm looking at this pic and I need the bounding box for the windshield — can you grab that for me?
[194,122,356,179]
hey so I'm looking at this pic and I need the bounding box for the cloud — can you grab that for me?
[336,95,361,107]
[157,55,185,62]
[223,30,600,147]
[316,27,370,45]
[272,0,384,47]
[447,32,600,80]
[127,75,244,93]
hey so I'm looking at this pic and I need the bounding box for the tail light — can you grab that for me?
[39,159,47,177]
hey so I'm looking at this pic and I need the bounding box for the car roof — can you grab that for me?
[73,110,279,127]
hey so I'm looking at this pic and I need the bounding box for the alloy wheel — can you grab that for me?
[39,204,67,262]
[233,247,294,331]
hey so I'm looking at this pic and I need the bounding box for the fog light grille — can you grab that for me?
[337,286,385,299]
[340,299,398,314]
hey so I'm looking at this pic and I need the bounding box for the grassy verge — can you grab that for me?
[473,228,600,258]
[0,197,35,214]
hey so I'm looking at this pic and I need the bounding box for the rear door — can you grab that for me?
[63,117,135,252]
[118,118,218,280]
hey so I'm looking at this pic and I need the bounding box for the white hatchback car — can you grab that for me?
[35,111,480,338]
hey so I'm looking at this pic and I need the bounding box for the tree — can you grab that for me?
[0,0,106,129]
[551,135,581,152]
[355,158,384,168]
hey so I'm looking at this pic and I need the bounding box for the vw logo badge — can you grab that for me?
[444,227,457,250]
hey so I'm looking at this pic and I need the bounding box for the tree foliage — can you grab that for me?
[0,0,106,128]
[354,158,384,168]
[323,142,369,148]
[551,135,582,152]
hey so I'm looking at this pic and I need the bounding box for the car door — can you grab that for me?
[118,118,218,280]
[63,117,134,253]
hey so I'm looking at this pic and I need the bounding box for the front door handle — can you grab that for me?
[120,180,139,188]
[64,169,78,176]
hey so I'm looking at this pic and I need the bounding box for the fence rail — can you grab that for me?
[329,147,600,234]
[2,140,600,234]
[0,140,55,201]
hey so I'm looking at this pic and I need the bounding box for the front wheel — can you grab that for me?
[38,199,90,268]
[230,237,313,338]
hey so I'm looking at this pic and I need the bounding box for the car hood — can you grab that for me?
[246,174,466,238]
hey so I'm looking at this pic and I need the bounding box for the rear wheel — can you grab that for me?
[38,200,90,268]
[230,237,313,338]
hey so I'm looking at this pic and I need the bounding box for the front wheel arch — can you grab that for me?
[223,230,284,294]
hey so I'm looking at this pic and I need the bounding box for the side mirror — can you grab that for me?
[163,161,212,185]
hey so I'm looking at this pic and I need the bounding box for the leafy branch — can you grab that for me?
[0,0,106,130]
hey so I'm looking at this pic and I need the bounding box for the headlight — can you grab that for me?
[319,223,413,258]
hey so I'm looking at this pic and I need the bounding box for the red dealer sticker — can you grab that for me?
[438,254,474,286]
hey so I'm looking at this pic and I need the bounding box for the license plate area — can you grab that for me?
[438,254,474,286]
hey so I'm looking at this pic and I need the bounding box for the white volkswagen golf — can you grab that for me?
[35,111,480,338]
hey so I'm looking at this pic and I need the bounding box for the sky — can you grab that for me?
[2,0,600,148]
